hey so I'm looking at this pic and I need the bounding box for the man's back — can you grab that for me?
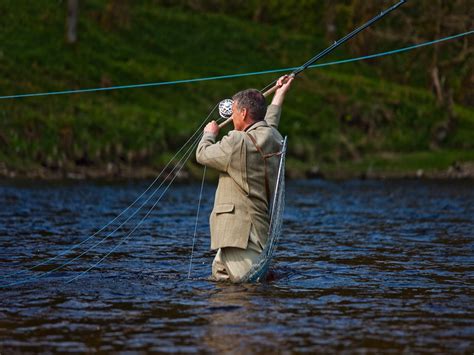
[196,105,283,251]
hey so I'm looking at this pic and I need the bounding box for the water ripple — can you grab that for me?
[0,179,473,352]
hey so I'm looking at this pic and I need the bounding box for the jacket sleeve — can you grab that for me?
[264,104,282,129]
[196,131,240,173]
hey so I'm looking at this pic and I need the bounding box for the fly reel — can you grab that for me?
[218,99,233,119]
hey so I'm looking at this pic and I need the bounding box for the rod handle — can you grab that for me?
[262,85,278,98]
[218,118,233,128]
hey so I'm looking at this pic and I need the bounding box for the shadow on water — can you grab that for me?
[0,179,473,352]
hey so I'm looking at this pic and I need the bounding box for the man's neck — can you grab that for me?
[243,120,258,132]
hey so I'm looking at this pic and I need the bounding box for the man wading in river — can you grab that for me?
[196,75,294,282]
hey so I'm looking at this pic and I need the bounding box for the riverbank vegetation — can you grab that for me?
[0,0,472,179]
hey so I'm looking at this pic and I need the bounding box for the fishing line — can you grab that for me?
[0,135,204,288]
[0,137,200,287]
[0,30,471,100]
[64,115,230,284]
[0,110,223,287]
[66,136,204,283]
[187,165,207,279]
[0,103,218,281]
[1,115,227,287]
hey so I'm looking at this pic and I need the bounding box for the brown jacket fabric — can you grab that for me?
[196,104,283,250]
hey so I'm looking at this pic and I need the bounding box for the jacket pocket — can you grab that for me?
[214,203,235,214]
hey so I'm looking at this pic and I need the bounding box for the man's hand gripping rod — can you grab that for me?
[218,0,406,129]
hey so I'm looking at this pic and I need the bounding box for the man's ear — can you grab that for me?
[241,108,248,120]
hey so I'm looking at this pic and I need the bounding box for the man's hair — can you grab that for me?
[232,89,267,121]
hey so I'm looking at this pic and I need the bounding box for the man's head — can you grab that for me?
[231,89,267,131]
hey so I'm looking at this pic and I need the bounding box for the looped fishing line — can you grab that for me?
[0,105,221,287]
[66,136,204,284]
[1,136,199,287]
[66,115,225,284]
[0,105,215,281]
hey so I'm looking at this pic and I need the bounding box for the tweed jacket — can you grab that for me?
[196,104,283,250]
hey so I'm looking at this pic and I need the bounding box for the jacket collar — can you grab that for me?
[244,120,268,133]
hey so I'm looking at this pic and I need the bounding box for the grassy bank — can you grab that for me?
[0,1,473,180]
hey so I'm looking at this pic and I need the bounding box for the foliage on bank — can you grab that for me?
[0,0,472,178]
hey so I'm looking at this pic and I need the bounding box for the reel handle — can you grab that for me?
[218,86,276,129]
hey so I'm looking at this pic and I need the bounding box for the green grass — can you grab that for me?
[0,0,473,178]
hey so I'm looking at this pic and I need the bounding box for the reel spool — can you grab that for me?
[218,99,233,119]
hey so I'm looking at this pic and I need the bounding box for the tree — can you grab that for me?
[345,0,473,106]
[66,0,79,44]
[341,0,473,147]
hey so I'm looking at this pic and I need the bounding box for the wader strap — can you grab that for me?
[246,133,282,203]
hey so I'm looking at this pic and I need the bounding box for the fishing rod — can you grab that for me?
[218,0,407,128]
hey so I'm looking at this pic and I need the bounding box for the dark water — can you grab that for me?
[0,179,473,353]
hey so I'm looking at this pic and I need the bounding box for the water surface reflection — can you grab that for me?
[0,179,473,352]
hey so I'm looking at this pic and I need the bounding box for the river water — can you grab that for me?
[0,178,473,353]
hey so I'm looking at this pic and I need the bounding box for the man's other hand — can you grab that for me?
[275,74,294,95]
[271,74,295,106]
[204,121,220,136]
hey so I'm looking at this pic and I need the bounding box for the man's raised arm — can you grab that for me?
[265,75,294,129]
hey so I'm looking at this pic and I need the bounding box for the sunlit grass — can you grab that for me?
[0,1,472,177]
